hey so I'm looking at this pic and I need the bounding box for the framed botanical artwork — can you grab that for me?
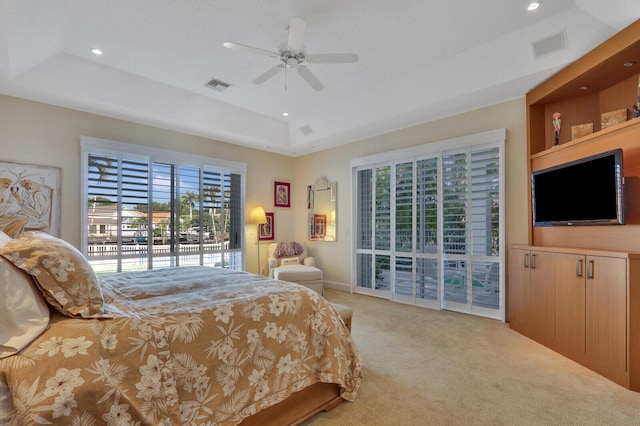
[258,212,274,241]
[0,160,61,237]
[313,214,326,239]
[274,181,290,208]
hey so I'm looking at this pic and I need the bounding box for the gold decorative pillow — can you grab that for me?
[0,232,106,318]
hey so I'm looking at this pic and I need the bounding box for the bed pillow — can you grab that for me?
[0,230,11,245]
[0,234,50,358]
[0,231,106,318]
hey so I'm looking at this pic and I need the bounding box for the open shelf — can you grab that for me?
[525,19,640,253]
[527,20,640,158]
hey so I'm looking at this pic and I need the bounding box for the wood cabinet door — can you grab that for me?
[554,253,586,359]
[508,248,530,334]
[529,250,556,346]
[586,256,627,382]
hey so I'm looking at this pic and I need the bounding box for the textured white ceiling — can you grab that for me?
[1,0,639,156]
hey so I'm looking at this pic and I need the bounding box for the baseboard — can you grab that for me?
[323,280,350,292]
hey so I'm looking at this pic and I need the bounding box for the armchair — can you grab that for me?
[267,242,323,295]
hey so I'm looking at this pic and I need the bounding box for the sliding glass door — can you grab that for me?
[352,131,504,320]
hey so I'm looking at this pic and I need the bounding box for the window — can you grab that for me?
[81,137,246,274]
[351,129,505,320]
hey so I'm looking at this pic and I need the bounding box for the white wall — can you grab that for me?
[0,94,529,284]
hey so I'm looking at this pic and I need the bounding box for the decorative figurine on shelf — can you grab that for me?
[552,112,561,145]
[634,77,640,119]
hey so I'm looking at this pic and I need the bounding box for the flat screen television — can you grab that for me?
[532,149,624,226]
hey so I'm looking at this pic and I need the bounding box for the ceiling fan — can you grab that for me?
[223,17,359,91]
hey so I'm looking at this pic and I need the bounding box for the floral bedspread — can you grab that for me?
[0,267,362,425]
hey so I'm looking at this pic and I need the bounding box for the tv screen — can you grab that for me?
[532,149,624,226]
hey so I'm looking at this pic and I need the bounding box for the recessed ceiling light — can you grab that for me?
[91,48,103,56]
[623,61,636,68]
[527,2,540,11]
[282,112,289,117]
[580,85,590,91]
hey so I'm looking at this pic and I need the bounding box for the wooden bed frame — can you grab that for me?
[240,382,343,425]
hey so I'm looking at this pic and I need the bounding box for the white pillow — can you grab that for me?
[281,257,301,266]
[0,235,50,358]
[0,231,10,245]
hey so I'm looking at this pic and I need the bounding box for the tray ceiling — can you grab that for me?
[1,0,639,156]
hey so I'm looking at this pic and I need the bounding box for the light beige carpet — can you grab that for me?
[304,289,640,426]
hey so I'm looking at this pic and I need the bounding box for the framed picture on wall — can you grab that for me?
[274,181,290,208]
[0,160,61,237]
[258,212,274,241]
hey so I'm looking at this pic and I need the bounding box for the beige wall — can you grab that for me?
[294,98,529,288]
[0,94,529,283]
[0,94,296,274]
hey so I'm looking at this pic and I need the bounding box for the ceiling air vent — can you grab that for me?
[300,125,313,135]
[204,78,231,92]
[532,31,566,59]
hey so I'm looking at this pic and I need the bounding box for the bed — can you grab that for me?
[0,231,362,425]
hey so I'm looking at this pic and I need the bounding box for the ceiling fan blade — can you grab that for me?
[223,42,280,58]
[297,65,324,91]
[306,53,359,64]
[287,17,306,51]
[252,64,285,84]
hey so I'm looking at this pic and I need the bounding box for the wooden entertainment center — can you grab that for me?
[509,19,640,391]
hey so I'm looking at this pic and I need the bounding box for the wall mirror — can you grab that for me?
[308,177,336,241]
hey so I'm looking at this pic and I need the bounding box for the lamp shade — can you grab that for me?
[249,206,268,224]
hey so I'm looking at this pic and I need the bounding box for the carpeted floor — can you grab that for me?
[303,289,640,425]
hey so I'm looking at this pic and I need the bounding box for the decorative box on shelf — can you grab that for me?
[571,123,593,140]
[601,109,628,129]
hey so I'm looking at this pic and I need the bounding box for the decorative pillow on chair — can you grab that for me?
[0,231,107,318]
[0,232,50,358]
[280,257,301,266]
[273,242,304,258]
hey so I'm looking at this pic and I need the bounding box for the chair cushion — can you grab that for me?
[273,265,322,282]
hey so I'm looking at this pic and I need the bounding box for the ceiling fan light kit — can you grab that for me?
[223,17,359,91]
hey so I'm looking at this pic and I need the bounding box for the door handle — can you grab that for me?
[524,253,529,268]
[530,254,536,269]
[576,259,583,278]
[587,259,594,280]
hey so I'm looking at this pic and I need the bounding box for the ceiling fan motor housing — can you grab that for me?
[281,50,305,68]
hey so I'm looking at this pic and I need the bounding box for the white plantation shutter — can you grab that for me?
[394,162,414,297]
[352,130,504,320]
[416,156,439,301]
[470,147,501,310]
[375,166,391,251]
[356,169,373,251]
[87,154,149,272]
[356,169,373,288]
[441,151,468,305]
[82,137,245,274]
[470,148,500,257]
[416,157,438,254]
[395,162,413,252]
[442,152,468,256]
